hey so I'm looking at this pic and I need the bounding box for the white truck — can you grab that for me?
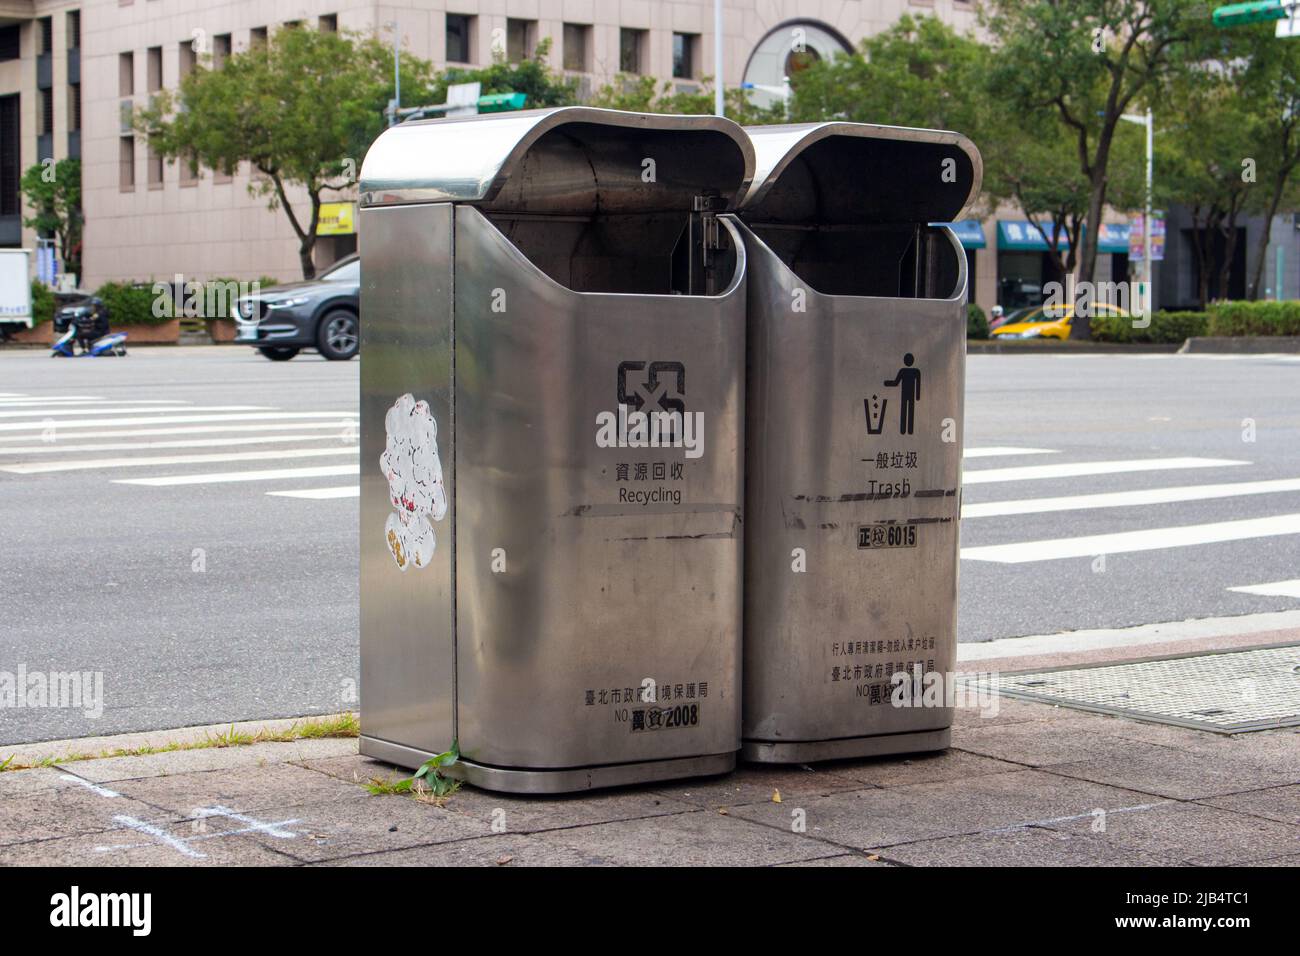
[0,249,33,340]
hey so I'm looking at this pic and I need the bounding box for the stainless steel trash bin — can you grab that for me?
[736,122,982,763]
[357,108,754,793]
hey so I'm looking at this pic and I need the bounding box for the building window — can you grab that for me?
[69,83,80,131]
[119,52,134,96]
[146,46,162,93]
[0,26,18,62]
[506,18,535,61]
[672,33,698,79]
[446,14,473,64]
[120,136,135,190]
[0,96,19,218]
[250,27,268,50]
[319,14,338,33]
[563,23,590,72]
[67,11,81,50]
[40,89,53,135]
[620,28,647,74]
[39,18,53,56]
[213,34,231,69]
[147,144,163,186]
[179,38,196,80]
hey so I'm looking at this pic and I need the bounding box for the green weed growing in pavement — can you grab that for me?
[0,712,359,772]
[369,741,461,804]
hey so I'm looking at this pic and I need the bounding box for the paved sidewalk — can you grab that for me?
[2,630,1296,867]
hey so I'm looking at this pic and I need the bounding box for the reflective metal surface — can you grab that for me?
[359,110,751,792]
[360,107,754,211]
[737,123,978,762]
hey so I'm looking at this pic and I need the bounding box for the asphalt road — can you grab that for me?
[2,346,1298,744]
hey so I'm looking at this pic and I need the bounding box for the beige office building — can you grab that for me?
[1,0,1100,316]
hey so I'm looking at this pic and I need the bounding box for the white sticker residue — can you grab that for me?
[380,393,447,571]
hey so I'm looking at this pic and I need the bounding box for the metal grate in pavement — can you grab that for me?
[969,644,1300,734]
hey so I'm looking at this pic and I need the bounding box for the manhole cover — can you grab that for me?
[968,644,1300,734]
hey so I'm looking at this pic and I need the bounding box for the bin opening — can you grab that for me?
[741,132,976,299]
[479,123,744,296]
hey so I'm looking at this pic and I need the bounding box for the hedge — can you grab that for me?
[966,303,989,340]
[94,281,171,327]
[1207,300,1300,337]
[30,280,54,326]
[1091,309,1208,344]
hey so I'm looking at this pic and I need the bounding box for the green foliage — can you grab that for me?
[591,73,785,125]
[29,280,54,326]
[94,282,170,327]
[1207,301,1300,336]
[135,26,433,278]
[1091,310,1208,344]
[386,741,461,799]
[966,303,989,340]
[19,158,83,278]
[435,38,577,108]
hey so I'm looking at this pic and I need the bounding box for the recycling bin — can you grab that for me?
[357,108,754,793]
[736,122,982,762]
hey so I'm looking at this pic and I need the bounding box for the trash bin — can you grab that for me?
[357,108,754,793]
[736,122,981,762]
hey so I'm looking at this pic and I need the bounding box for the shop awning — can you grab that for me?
[937,219,986,249]
[997,219,1131,253]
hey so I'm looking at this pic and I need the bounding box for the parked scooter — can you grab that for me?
[51,297,127,357]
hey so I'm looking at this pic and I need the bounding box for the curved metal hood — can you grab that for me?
[360,106,755,216]
[739,122,982,225]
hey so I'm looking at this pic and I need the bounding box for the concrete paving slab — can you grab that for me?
[529,808,838,866]
[951,697,1061,728]
[0,825,298,867]
[0,767,74,797]
[110,762,370,816]
[950,717,1150,767]
[57,738,357,783]
[292,753,403,786]
[440,783,699,834]
[312,834,609,867]
[728,769,1157,850]
[828,749,1024,788]
[650,763,868,809]
[1045,801,1300,866]
[232,795,496,864]
[1198,785,1300,826]
[775,853,892,867]
[868,826,1184,867]
[1046,740,1297,800]
[0,784,175,847]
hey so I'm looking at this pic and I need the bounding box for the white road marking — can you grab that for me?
[963,457,1248,485]
[0,404,266,419]
[117,464,361,486]
[1228,579,1300,599]
[963,476,1300,518]
[104,815,206,859]
[0,434,356,455]
[194,806,298,839]
[0,411,357,432]
[0,421,357,443]
[59,774,120,798]
[963,447,1058,459]
[2,446,359,474]
[267,485,360,499]
[961,512,1300,563]
[0,398,182,406]
[988,802,1172,833]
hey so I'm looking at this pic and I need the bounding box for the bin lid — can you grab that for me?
[739,122,981,226]
[359,107,754,215]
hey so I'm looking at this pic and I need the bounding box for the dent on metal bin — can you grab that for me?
[357,108,755,793]
[736,123,983,763]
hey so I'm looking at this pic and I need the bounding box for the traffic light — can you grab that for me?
[1212,1,1290,27]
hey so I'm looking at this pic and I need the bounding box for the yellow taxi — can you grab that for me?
[990,301,1129,340]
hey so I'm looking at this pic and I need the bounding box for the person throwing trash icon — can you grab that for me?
[883,353,920,435]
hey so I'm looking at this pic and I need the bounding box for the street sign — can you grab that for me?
[317,202,356,236]
[1213,1,1291,27]
[477,92,528,112]
[1128,214,1166,262]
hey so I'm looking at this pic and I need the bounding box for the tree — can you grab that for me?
[983,0,1199,337]
[136,26,434,279]
[1159,61,1252,307]
[1237,24,1300,299]
[591,73,784,125]
[19,157,82,280]
[433,38,578,108]
[787,15,986,134]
